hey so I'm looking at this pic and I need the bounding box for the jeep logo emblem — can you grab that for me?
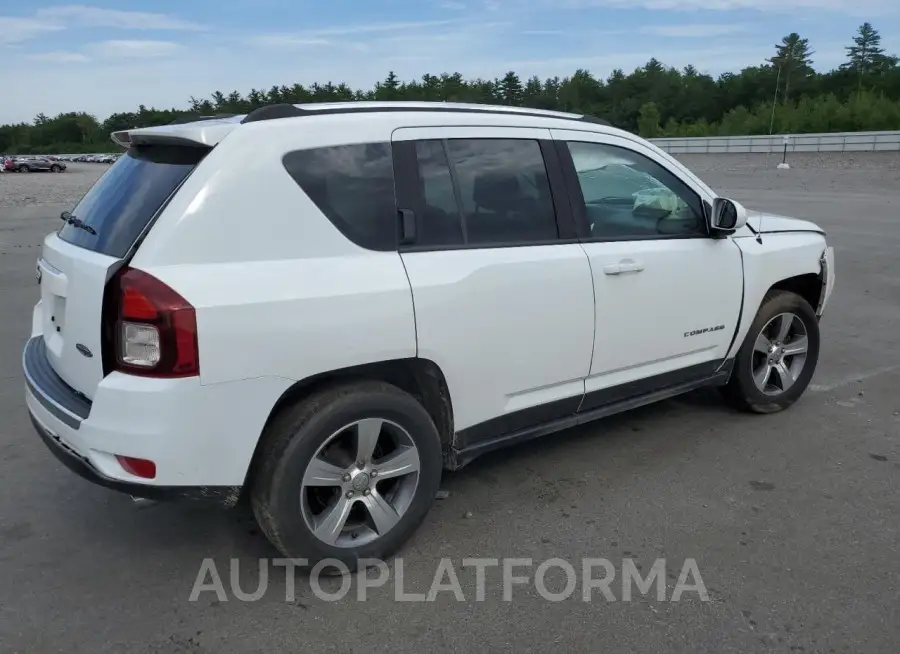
[75,343,93,358]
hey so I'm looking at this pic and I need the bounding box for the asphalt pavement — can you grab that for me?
[0,156,898,653]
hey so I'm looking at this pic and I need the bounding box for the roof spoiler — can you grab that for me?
[110,131,210,148]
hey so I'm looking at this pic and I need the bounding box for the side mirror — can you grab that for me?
[709,197,748,235]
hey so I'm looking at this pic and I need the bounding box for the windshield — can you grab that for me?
[58,145,208,258]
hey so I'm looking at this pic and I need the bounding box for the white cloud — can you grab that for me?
[297,19,462,38]
[0,6,204,48]
[26,51,91,63]
[555,0,898,14]
[249,19,473,51]
[497,44,778,77]
[248,35,332,48]
[641,24,746,37]
[35,5,206,31]
[440,1,468,8]
[85,40,183,59]
[0,16,63,44]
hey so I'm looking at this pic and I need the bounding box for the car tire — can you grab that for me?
[18,165,29,173]
[251,380,443,570]
[721,289,820,414]
[50,165,61,173]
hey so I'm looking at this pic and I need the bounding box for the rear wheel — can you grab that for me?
[18,165,29,173]
[50,165,61,173]
[721,290,820,413]
[251,381,443,569]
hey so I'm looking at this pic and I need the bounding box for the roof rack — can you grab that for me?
[240,102,611,127]
[579,115,610,125]
[168,113,238,125]
[241,104,309,123]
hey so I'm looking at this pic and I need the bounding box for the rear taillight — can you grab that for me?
[112,268,199,377]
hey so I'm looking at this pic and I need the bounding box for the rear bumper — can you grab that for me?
[23,336,92,430]
[22,334,291,504]
[28,411,239,504]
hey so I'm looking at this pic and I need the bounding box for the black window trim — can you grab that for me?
[554,140,712,243]
[391,140,420,248]
[394,136,578,253]
[441,139,470,244]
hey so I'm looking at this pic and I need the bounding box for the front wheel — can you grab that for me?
[251,381,443,569]
[721,289,820,413]
[50,165,61,173]
[18,165,29,173]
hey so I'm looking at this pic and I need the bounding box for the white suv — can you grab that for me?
[24,101,835,566]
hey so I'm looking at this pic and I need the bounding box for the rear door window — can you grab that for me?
[59,145,207,258]
[446,139,558,245]
[411,138,559,248]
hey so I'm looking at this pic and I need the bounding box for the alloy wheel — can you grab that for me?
[300,418,421,548]
[751,312,809,396]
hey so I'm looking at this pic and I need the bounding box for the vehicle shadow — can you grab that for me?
[444,386,734,479]
[41,387,740,570]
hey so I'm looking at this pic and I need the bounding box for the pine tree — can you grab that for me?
[843,22,887,92]
[768,33,814,105]
[498,71,523,106]
[375,71,401,100]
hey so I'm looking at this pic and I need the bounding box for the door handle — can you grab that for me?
[602,259,644,275]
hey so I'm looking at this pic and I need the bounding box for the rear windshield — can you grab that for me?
[58,145,208,258]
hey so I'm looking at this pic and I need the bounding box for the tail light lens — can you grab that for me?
[116,455,157,479]
[112,268,199,377]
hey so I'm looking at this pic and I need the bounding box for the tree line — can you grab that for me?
[2,22,898,155]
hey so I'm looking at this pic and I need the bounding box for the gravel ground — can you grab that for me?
[677,151,900,195]
[1,154,899,654]
[0,163,107,210]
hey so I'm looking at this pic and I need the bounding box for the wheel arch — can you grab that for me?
[729,235,826,360]
[769,272,823,314]
[242,357,455,491]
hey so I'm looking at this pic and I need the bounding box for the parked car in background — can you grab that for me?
[11,157,66,173]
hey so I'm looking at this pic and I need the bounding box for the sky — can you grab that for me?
[1,0,899,124]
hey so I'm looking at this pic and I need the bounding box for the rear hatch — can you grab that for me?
[38,144,208,399]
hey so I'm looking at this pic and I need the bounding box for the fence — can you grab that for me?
[649,131,900,154]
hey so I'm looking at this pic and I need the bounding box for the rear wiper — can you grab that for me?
[59,211,96,235]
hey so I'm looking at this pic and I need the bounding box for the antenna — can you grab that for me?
[768,65,781,137]
[759,64,783,245]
